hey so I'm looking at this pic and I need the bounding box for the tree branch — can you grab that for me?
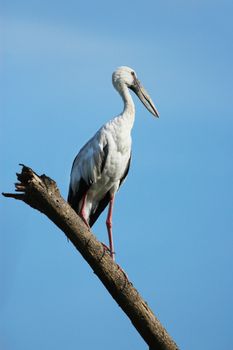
[2,165,179,350]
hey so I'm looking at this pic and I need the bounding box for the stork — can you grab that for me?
[68,66,159,260]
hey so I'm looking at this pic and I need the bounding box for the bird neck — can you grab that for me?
[118,84,135,128]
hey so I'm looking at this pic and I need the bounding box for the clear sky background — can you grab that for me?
[1,1,233,349]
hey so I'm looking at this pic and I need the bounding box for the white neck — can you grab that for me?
[117,83,135,128]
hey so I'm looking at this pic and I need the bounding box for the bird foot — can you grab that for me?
[101,244,128,280]
[101,242,115,260]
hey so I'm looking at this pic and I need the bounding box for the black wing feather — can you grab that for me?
[67,177,89,213]
[101,144,108,173]
[89,191,111,227]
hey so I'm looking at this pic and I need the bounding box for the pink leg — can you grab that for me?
[106,196,115,260]
[79,193,90,228]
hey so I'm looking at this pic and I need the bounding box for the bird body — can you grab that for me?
[68,66,159,260]
[68,115,132,222]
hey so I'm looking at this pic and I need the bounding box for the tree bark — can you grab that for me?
[3,165,179,350]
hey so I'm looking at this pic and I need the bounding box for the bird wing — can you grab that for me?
[67,130,108,213]
[89,154,131,227]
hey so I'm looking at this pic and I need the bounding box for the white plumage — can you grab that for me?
[68,66,159,260]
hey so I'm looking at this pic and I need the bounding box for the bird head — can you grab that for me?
[112,66,159,118]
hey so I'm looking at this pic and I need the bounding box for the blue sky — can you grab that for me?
[1,1,233,349]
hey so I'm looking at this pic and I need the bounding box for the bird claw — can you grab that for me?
[101,244,128,280]
[101,242,112,254]
[101,242,110,252]
[101,243,116,260]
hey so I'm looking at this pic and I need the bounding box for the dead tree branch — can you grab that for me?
[2,165,178,350]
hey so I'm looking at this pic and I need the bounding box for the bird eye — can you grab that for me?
[131,71,135,76]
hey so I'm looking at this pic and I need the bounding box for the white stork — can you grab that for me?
[68,66,159,260]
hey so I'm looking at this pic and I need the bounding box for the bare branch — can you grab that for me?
[2,165,179,350]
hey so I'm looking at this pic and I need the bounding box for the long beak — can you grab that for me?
[130,78,159,118]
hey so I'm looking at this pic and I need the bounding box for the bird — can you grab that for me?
[68,66,159,261]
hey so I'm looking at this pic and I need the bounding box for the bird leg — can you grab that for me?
[79,193,90,228]
[106,196,115,261]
